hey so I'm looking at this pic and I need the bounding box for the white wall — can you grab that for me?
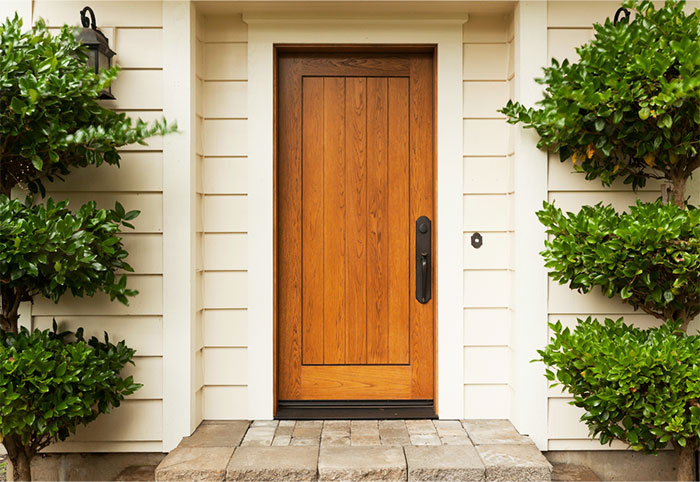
[198,14,250,420]
[462,13,515,420]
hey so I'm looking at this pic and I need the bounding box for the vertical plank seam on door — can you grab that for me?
[343,77,348,365]
[407,74,412,366]
[300,75,304,366]
[385,77,390,363]
[364,76,368,364]
[322,77,326,364]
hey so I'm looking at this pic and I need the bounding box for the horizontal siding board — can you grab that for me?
[122,356,163,399]
[115,28,163,68]
[548,191,660,213]
[548,28,593,64]
[68,400,162,442]
[548,398,589,439]
[203,386,247,420]
[119,233,163,275]
[464,232,510,270]
[47,192,163,233]
[464,346,510,384]
[463,14,510,43]
[549,314,662,331]
[33,275,162,316]
[463,81,507,118]
[203,157,248,194]
[548,279,636,315]
[547,1,624,28]
[203,81,247,118]
[463,270,510,308]
[203,119,248,156]
[547,439,632,451]
[464,157,512,194]
[203,233,248,270]
[464,384,510,419]
[463,119,510,156]
[203,272,248,309]
[203,347,248,385]
[118,111,165,151]
[548,153,661,192]
[463,44,508,80]
[203,309,248,347]
[464,308,510,347]
[50,152,163,192]
[200,14,248,42]
[203,43,247,80]
[32,316,163,356]
[106,70,163,110]
[34,1,162,27]
[463,194,512,231]
[203,195,248,232]
[42,441,162,453]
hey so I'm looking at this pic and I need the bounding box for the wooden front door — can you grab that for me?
[277,50,434,403]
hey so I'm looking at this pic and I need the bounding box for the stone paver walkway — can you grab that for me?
[239,419,472,447]
[155,419,552,482]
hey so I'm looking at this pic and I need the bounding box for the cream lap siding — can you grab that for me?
[29,0,165,452]
[199,14,249,420]
[462,14,514,420]
[546,2,662,451]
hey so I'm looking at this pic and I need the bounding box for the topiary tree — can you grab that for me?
[501,1,700,480]
[502,0,700,207]
[0,15,174,481]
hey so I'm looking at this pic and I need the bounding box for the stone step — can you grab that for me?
[154,419,552,482]
[115,465,157,481]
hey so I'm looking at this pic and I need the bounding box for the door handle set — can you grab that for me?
[416,216,431,304]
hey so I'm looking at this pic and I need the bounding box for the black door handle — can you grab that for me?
[416,216,431,303]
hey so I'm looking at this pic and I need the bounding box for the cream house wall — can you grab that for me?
[462,13,515,420]
[198,14,250,420]
[29,1,166,452]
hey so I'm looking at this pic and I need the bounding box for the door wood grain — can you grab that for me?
[277,51,435,401]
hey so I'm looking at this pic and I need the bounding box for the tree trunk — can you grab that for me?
[0,285,20,334]
[10,452,32,482]
[677,445,696,481]
[671,176,687,208]
[4,436,33,482]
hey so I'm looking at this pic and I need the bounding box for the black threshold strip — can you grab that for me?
[276,400,437,420]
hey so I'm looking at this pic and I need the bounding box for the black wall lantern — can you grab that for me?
[78,6,116,99]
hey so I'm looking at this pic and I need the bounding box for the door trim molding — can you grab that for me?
[246,17,466,420]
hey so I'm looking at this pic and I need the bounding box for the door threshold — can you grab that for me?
[276,400,436,420]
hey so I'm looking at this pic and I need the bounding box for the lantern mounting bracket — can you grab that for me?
[613,7,631,25]
[80,6,96,29]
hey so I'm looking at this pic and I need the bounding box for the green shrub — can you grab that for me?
[501,0,700,205]
[0,13,174,480]
[0,196,138,323]
[0,15,174,197]
[539,318,700,452]
[0,324,140,462]
[502,1,700,479]
[539,200,700,328]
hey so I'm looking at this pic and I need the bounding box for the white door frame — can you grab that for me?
[245,15,466,419]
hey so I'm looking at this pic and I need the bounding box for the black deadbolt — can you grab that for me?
[471,232,483,249]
